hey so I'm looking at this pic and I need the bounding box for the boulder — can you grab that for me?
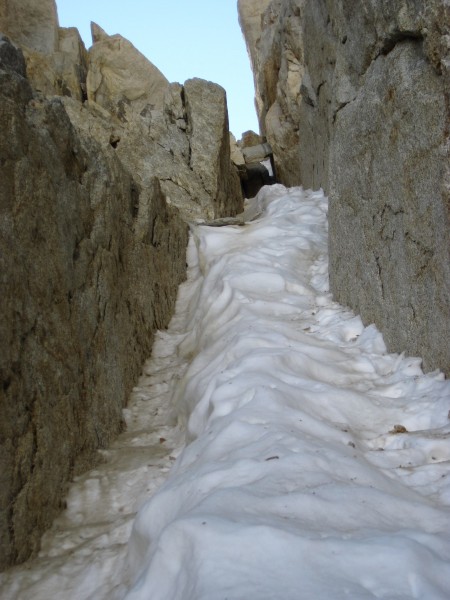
[239,0,450,375]
[229,132,245,168]
[230,132,277,200]
[86,22,169,121]
[242,141,272,163]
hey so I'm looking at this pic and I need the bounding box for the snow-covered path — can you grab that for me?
[1,186,449,599]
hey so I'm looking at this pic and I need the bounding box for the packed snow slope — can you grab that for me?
[1,185,449,599]
[125,186,450,599]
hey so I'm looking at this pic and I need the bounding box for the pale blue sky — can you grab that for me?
[55,0,259,138]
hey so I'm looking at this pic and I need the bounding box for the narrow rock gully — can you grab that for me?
[1,185,449,600]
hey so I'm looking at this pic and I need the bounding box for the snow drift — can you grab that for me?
[125,186,450,600]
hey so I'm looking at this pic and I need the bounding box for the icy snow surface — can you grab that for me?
[1,185,449,600]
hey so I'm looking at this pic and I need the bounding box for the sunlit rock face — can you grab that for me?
[0,0,242,570]
[237,0,273,121]
[87,22,169,120]
[0,0,59,53]
[239,0,450,376]
[0,0,87,99]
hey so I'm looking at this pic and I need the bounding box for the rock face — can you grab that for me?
[184,78,242,217]
[87,23,169,121]
[239,0,450,375]
[0,34,188,570]
[62,77,242,223]
[0,0,242,571]
[0,0,87,100]
[0,0,58,53]
[237,0,273,121]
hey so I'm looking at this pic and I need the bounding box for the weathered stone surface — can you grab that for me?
[238,0,305,186]
[0,43,187,569]
[328,7,450,375]
[239,0,450,375]
[86,22,169,121]
[0,40,189,569]
[240,130,264,148]
[237,0,273,120]
[55,27,88,100]
[0,0,58,54]
[184,78,242,218]
[0,33,26,75]
[0,0,88,100]
[62,77,243,222]
[20,26,88,101]
[230,132,245,167]
[1,9,243,568]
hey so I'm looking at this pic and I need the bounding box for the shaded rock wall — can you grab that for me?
[0,36,189,569]
[239,0,450,375]
[0,0,242,570]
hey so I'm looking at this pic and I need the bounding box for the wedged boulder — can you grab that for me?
[240,129,264,148]
[230,130,276,199]
[239,0,450,374]
[86,22,169,121]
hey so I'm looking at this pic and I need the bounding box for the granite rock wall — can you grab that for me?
[0,35,189,569]
[239,0,450,375]
[0,0,242,570]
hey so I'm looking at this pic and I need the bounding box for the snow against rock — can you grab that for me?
[1,185,449,600]
[126,186,450,599]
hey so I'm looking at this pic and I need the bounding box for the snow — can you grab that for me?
[1,185,449,600]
